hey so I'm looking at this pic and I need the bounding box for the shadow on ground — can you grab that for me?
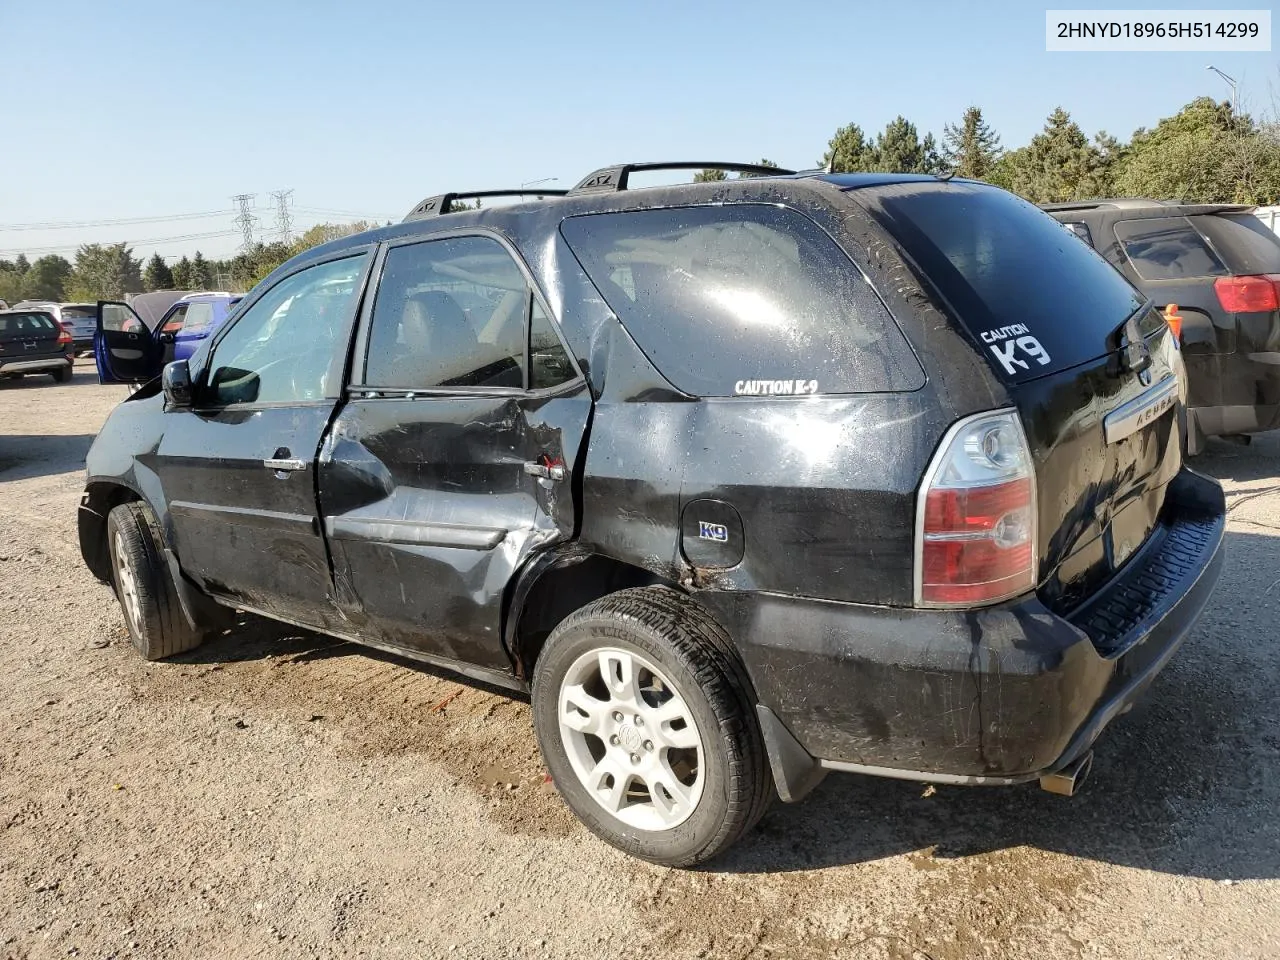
[0,433,97,480]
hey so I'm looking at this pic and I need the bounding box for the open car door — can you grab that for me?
[95,301,164,384]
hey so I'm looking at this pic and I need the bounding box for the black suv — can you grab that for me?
[80,164,1226,866]
[1043,199,1280,453]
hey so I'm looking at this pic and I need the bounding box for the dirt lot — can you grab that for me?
[1,361,1278,960]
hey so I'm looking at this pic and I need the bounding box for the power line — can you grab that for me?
[0,210,229,232]
[270,189,295,244]
[294,206,394,222]
[231,194,257,254]
[0,229,240,257]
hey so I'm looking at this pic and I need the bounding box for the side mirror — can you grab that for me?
[162,360,193,409]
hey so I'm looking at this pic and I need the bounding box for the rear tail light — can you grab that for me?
[916,410,1037,607]
[1163,303,1183,341]
[1213,274,1280,314]
[56,328,72,346]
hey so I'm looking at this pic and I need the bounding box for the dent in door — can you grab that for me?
[318,396,578,667]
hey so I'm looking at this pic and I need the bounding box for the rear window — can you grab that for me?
[60,305,96,320]
[559,204,924,396]
[1114,217,1228,281]
[858,182,1145,382]
[1192,214,1280,274]
[0,313,56,335]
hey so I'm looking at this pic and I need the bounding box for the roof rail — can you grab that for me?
[402,189,569,222]
[569,161,796,195]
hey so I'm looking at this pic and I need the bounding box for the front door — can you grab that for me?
[157,251,374,630]
[96,301,162,383]
[319,234,590,668]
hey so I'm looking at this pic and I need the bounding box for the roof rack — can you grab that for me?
[569,161,796,195]
[402,189,569,222]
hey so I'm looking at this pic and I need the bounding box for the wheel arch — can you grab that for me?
[505,548,680,681]
[78,480,145,583]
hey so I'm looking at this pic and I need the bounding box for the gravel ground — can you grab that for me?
[1,361,1278,960]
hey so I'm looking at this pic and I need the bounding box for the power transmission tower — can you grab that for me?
[231,194,257,253]
[270,189,295,245]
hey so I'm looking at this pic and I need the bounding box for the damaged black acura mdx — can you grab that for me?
[80,162,1226,866]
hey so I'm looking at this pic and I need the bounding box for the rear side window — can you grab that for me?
[181,301,216,334]
[1114,217,1228,281]
[1191,214,1280,274]
[859,182,1145,382]
[363,236,530,390]
[559,204,923,396]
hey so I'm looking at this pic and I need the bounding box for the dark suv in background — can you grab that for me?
[80,164,1225,866]
[1044,200,1280,453]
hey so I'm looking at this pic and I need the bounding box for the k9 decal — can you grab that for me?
[979,324,1051,376]
[698,521,729,542]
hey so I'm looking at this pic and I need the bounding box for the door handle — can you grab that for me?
[523,460,566,481]
[264,458,307,472]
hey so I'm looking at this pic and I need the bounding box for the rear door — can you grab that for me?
[858,182,1182,611]
[319,233,590,669]
[95,301,163,383]
[153,251,373,629]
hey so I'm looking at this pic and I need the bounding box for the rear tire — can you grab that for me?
[51,365,71,383]
[531,586,771,867]
[106,502,204,661]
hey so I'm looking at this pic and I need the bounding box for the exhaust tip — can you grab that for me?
[1039,751,1094,797]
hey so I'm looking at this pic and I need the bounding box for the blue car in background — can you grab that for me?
[96,292,241,383]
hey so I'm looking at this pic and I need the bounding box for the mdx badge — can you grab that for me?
[698,521,729,542]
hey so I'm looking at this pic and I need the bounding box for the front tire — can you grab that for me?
[106,502,204,660]
[532,586,771,867]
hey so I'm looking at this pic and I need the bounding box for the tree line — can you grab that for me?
[810,96,1279,204]
[5,95,1278,305]
[0,221,380,305]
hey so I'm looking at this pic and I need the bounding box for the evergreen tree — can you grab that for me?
[820,123,874,173]
[694,168,728,182]
[14,253,30,276]
[190,251,212,289]
[142,253,175,291]
[988,107,1111,202]
[942,106,1003,179]
[171,256,193,289]
[737,159,782,178]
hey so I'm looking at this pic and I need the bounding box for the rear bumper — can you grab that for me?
[701,468,1226,798]
[0,356,72,375]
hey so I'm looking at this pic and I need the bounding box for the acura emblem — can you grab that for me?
[1139,367,1153,386]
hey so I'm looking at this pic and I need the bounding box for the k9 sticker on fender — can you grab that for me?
[979,324,1052,376]
[733,378,819,396]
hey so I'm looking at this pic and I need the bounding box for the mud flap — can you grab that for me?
[756,704,827,803]
[163,548,228,632]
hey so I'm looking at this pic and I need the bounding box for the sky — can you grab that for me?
[0,0,1276,264]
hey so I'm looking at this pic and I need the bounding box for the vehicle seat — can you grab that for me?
[388,291,480,387]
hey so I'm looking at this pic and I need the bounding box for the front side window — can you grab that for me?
[160,304,189,335]
[363,236,528,389]
[204,254,367,406]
